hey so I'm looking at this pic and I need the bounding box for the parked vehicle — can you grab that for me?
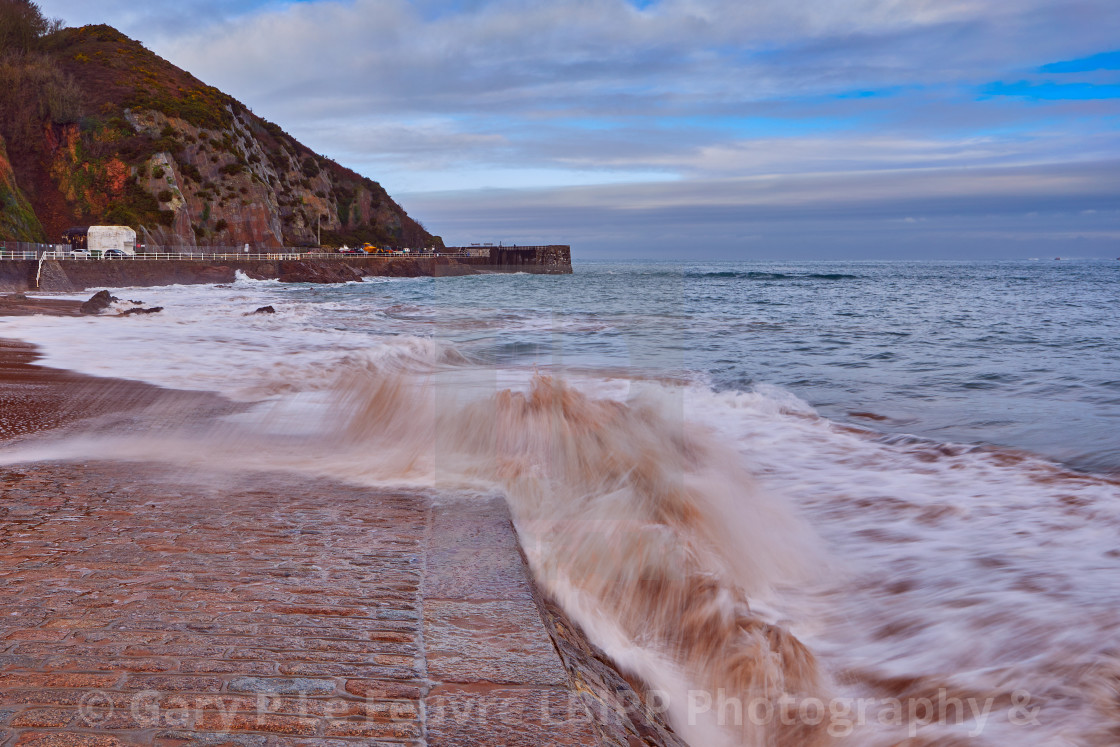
[104,249,129,259]
[63,226,137,258]
[69,248,91,259]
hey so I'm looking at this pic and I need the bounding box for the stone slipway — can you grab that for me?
[0,462,683,747]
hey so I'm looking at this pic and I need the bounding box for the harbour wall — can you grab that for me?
[0,246,572,292]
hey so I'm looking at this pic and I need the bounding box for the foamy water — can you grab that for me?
[3,261,1119,746]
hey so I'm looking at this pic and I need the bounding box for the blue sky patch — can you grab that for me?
[1040,49,1120,74]
[982,80,1120,101]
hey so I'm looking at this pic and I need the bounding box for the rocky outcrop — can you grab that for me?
[79,289,117,314]
[1,25,439,250]
[270,260,365,284]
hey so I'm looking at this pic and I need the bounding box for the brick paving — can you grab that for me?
[0,462,605,746]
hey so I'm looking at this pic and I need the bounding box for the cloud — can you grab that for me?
[401,159,1120,257]
[34,0,1120,256]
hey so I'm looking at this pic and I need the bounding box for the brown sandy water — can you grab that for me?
[8,348,1120,746]
[0,336,684,746]
[5,278,1120,747]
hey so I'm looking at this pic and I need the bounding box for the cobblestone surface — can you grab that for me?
[0,463,605,746]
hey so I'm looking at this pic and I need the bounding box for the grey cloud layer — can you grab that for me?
[402,159,1120,258]
[36,0,1120,256]
[146,0,1120,109]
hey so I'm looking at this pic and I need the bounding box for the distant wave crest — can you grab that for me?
[686,271,862,281]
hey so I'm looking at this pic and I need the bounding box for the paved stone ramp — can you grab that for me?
[0,462,606,747]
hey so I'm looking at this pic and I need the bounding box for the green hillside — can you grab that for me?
[0,3,439,249]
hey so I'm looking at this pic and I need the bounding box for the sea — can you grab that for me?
[4,258,1119,746]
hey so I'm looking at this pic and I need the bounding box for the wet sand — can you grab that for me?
[1,294,197,442]
[0,295,84,318]
[0,337,231,444]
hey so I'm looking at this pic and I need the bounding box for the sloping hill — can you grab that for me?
[0,21,438,250]
[0,133,44,241]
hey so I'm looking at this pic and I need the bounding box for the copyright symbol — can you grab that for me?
[78,690,113,726]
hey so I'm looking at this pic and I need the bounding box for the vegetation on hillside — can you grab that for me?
[0,133,45,241]
[0,0,62,54]
[0,0,436,248]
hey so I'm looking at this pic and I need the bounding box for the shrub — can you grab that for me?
[0,0,60,54]
[157,189,173,203]
[178,161,201,182]
[42,73,83,124]
[301,155,320,178]
[151,165,165,179]
[214,218,228,232]
[103,203,135,227]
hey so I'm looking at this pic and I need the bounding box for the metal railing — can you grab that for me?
[1,248,475,261]
[0,244,69,260]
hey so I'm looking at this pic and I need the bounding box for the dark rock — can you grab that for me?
[250,305,276,315]
[120,306,163,316]
[276,260,365,284]
[80,290,119,314]
[198,265,236,282]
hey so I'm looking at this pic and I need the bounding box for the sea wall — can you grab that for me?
[458,246,573,275]
[0,247,572,291]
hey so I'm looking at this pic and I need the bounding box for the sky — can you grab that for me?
[36,0,1120,258]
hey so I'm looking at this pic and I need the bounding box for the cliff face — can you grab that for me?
[0,134,44,242]
[0,25,437,250]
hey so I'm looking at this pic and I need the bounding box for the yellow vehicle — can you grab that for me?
[360,243,392,254]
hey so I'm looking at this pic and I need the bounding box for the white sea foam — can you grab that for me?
[3,279,1118,745]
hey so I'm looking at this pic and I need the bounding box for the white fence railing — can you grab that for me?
[1,249,474,261]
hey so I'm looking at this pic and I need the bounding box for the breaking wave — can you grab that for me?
[684,271,862,281]
[331,370,828,746]
[7,267,1120,746]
